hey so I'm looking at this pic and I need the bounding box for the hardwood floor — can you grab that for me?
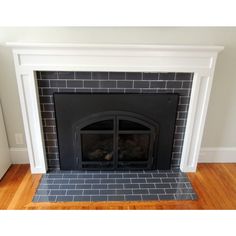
[0,164,236,209]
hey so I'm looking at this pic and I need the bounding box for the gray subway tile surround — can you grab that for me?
[37,71,193,170]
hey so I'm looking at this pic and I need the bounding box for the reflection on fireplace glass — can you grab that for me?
[81,119,113,131]
[81,134,113,162]
[118,134,150,161]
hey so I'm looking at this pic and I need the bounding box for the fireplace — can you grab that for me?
[54,94,179,170]
[9,43,223,173]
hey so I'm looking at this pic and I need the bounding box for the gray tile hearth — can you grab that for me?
[33,169,197,202]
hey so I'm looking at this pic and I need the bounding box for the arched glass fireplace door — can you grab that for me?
[73,111,159,170]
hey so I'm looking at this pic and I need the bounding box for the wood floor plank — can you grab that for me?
[0,165,29,209]
[0,164,236,210]
[7,167,41,210]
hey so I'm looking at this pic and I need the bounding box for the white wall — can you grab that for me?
[0,27,235,162]
[0,102,11,178]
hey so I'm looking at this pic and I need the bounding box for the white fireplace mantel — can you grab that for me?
[8,43,224,173]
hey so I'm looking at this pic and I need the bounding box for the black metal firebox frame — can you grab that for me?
[54,93,179,171]
[73,111,159,170]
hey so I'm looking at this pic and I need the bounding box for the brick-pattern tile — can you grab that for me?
[143,73,158,80]
[33,169,197,202]
[109,72,126,80]
[126,72,142,80]
[92,72,108,80]
[75,72,91,80]
[36,71,193,170]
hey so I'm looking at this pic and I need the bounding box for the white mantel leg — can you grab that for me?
[15,70,47,173]
[180,73,214,172]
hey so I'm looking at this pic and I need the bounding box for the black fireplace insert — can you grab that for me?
[54,94,179,170]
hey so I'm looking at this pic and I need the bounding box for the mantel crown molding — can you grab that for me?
[6,42,224,52]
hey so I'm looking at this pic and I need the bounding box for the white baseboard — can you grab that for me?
[9,148,29,164]
[199,147,236,163]
[8,147,236,165]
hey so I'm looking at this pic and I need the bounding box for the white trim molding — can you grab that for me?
[11,147,236,164]
[199,147,236,163]
[10,147,29,164]
[8,43,224,173]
